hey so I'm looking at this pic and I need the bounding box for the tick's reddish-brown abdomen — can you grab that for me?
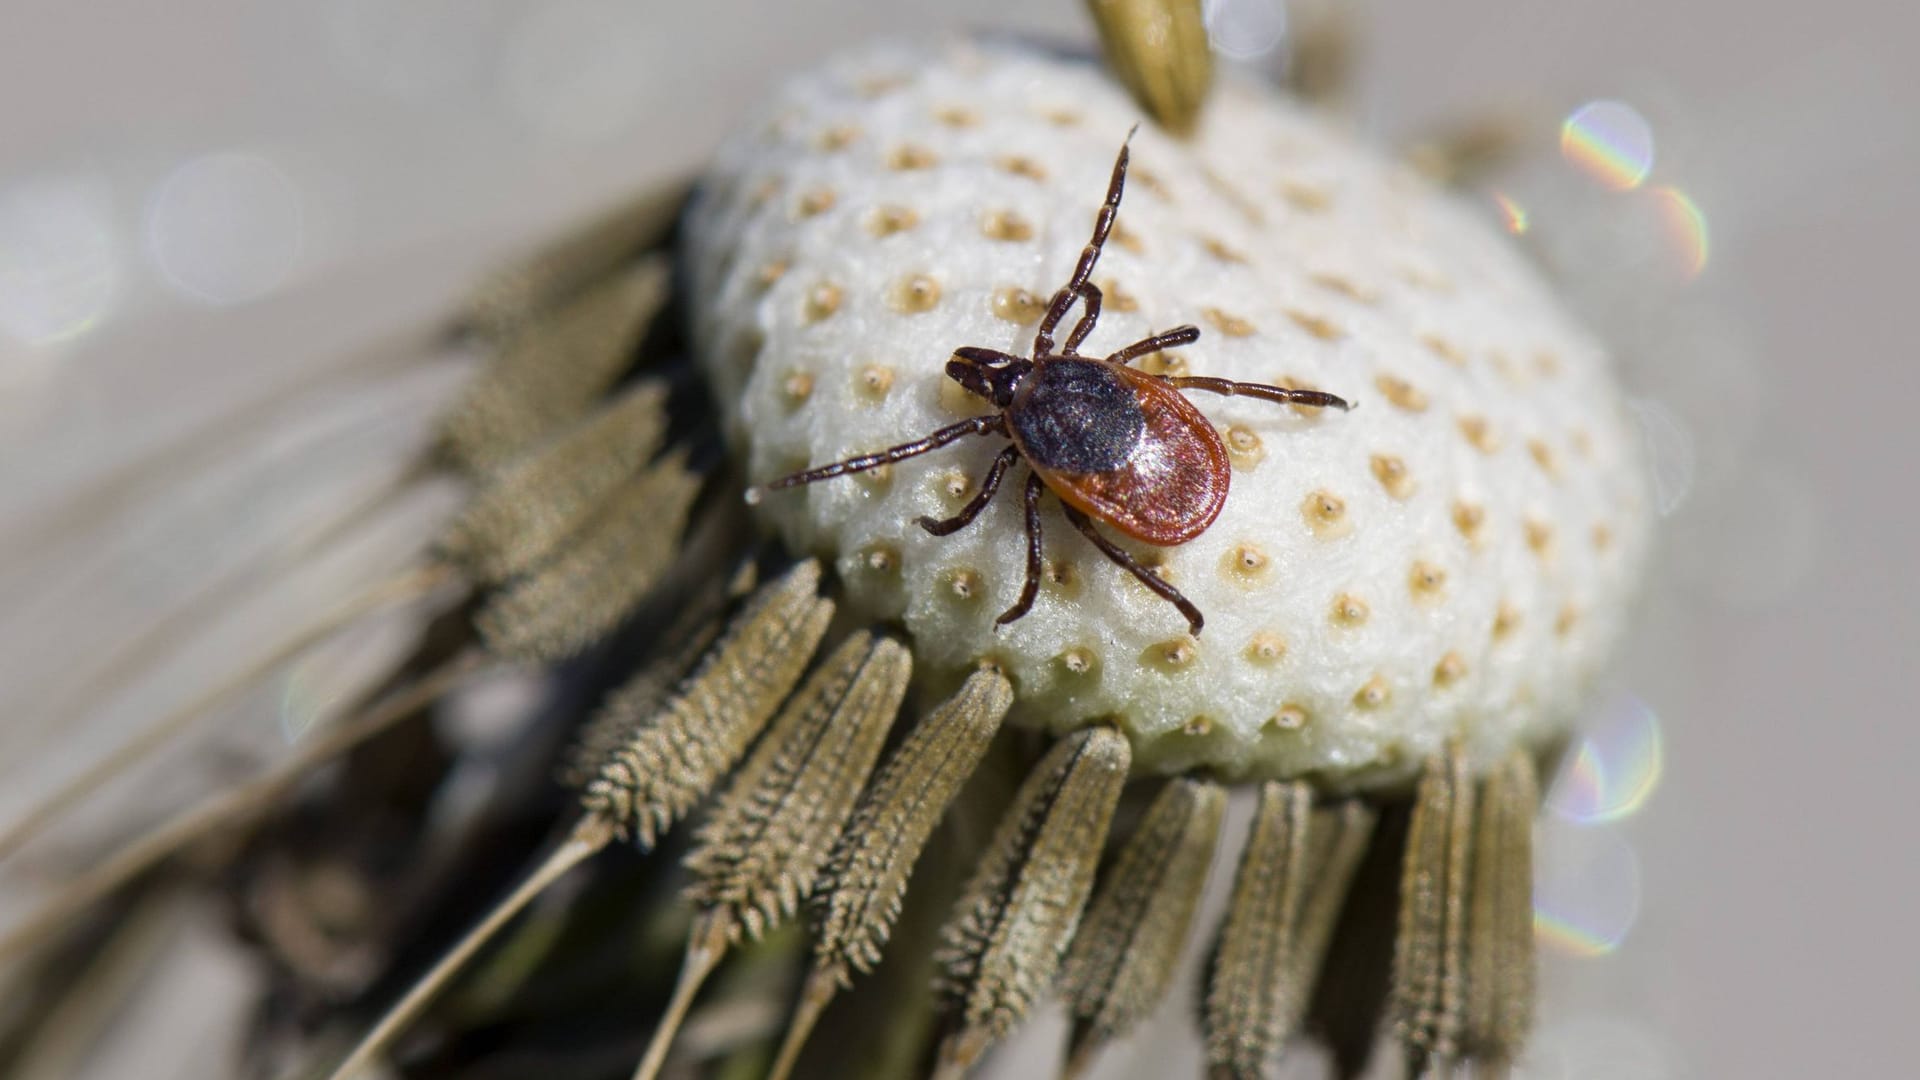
[1020,365,1230,545]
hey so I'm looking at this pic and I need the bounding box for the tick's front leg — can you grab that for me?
[994,471,1047,627]
[1062,282,1104,355]
[918,445,1020,536]
[746,415,1004,503]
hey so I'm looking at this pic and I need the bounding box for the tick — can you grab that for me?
[746,134,1351,635]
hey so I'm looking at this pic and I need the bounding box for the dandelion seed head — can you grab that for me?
[689,41,1652,788]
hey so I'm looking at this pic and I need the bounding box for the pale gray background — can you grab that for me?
[1,2,1913,1078]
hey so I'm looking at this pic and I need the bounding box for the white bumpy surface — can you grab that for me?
[688,39,1651,788]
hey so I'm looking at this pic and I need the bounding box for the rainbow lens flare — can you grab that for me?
[1547,692,1664,825]
[1491,191,1530,235]
[1651,184,1710,279]
[1534,817,1642,957]
[1560,100,1655,191]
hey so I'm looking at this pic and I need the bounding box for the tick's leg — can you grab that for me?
[918,444,1020,536]
[952,346,1027,368]
[1034,133,1134,357]
[746,415,1004,502]
[1163,377,1352,412]
[1062,282,1104,355]
[994,471,1047,627]
[1107,325,1201,366]
[1062,505,1204,635]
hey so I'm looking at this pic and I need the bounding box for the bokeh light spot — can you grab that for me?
[1534,817,1642,957]
[146,152,304,306]
[1548,691,1664,824]
[1203,0,1289,61]
[1560,100,1655,191]
[1651,184,1710,279]
[0,176,118,348]
[1492,191,1530,235]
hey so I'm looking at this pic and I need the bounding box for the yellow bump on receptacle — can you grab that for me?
[889,274,941,314]
[1330,592,1371,628]
[1302,490,1352,539]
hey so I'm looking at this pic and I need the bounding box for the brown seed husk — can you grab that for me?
[814,668,1015,984]
[1464,750,1539,1069]
[438,380,670,583]
[932,727,1131,1077]
[441,257,668,474]
[767,669,1013,1080]
[475,450,702,662]
[684,633,913,943]
[1391,742,1477,1072]
[557,608,726,791]
[581,560,834,847]
[1062,777,1226,1075]
[634,637,909,1080]
[1085,0,1214,136]
[1200,792,1377,1080]
[1202,780,1313,1079]
[1304,800,1408,1080]
[1287,799,1378,1021]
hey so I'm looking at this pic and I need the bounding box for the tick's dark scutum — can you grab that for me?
[1012,358,1144,474]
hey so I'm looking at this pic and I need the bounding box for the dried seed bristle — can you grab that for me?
[457,182,686,338]
[1202,780,1312,1079]
[1465,751,1539,1069]
[815,669,1015,983]
[476,451,702,662]
[684,633,913,942]
[557,608,726,789]
[438,381,671,583]
[635,635,909,1080]
[1392,741,1477,1071]
[1062,778,1227,1079]
[1286,800,1378,1019]
[932,727,1131,1078]
[442,258,668,474]
[767,670,1013,1080]
[581,560,835,847]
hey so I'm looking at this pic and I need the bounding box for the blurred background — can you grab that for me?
[1,1,1912,1077]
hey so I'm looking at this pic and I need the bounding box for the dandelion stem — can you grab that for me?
[325,815,613,1080]
[0,648,486,965]
[631,912,733,1080]
[766,970,838,1080]
[0,561,457,865]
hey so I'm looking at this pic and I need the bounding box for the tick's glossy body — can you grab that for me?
[1010,358,1229,546]
[748,134,1350,634]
